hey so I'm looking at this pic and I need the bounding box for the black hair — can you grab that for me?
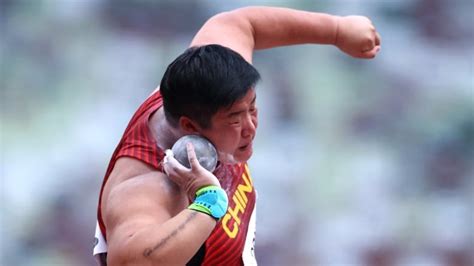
[160,44,260,129]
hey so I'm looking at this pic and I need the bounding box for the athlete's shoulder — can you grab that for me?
[103,157,166,198]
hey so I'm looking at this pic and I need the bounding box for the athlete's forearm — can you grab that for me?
[191,6,380,62]
[107,209,216,265]
[191,6,338,62]
[239,6,339,49]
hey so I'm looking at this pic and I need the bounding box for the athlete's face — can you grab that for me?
[200,89,258,163]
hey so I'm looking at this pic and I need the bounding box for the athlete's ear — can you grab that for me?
[179,116,200,133]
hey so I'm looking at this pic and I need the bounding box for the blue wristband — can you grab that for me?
[188,186,228,220]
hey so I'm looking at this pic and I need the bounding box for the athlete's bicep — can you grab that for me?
[103,172,187,263]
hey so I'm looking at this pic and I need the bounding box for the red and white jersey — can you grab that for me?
[94,90,257,265]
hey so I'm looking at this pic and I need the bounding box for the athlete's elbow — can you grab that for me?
[204,8,252,31]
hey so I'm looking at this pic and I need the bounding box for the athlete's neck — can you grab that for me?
[149,107,184,150]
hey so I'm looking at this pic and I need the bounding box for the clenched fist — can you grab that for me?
[163,142,221,201]
[335,15,381,58]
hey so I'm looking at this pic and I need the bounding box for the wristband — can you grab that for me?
[188,186,228,220]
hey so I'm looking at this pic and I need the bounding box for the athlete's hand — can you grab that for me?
[335,16,381,59]
[163,143,221,201]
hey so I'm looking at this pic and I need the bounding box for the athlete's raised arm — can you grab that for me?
[191,6,381,63]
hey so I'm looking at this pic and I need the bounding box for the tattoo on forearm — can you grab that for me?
[143,212,198,257]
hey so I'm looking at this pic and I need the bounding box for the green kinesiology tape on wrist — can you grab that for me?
[188,185,228,219]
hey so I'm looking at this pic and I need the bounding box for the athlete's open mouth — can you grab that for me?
[239,143,250,150]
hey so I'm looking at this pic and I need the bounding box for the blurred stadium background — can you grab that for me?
[1,0,473,265]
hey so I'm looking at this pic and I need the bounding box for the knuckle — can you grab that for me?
[364,37,374,48]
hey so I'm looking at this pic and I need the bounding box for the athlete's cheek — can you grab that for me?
[251,111,258,130]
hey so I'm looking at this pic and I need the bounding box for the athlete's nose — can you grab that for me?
[242,112,257,139]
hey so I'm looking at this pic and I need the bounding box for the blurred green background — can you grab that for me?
[1,0,473,265]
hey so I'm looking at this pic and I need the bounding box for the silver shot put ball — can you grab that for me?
[171,135,218,172]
